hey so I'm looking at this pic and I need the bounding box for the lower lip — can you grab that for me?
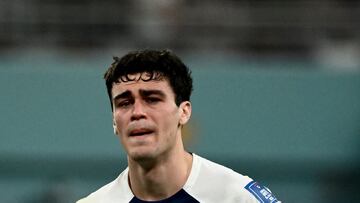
[130,132,153,138]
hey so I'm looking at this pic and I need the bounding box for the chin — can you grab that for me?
[128,149,158,162]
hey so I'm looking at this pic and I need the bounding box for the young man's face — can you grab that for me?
[111,73,191,161]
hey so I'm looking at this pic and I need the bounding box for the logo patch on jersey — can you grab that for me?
[245,181,280,203]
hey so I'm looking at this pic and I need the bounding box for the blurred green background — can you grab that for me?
[1,1,360,202]
[1,57,359,202]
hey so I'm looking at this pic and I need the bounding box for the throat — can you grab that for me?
[128,152,193,201]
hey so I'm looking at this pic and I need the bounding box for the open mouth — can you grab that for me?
[129,129,154,137]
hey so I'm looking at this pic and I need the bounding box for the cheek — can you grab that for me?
[160,109,181,131]
[114,113,127,131]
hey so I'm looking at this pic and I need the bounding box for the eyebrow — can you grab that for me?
[113,90,132,102]
[139,89,166,98]
[112,89,166,102]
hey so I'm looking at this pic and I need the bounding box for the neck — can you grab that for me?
[127,145,193,201]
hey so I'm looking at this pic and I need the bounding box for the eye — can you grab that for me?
[116,100,132,108]
[145,97,161,104]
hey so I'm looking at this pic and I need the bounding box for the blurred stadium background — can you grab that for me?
[1,0,360,202]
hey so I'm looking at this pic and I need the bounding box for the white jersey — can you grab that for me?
[77,154,280,203]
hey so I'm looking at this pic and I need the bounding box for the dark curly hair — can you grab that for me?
[104,49,193,110]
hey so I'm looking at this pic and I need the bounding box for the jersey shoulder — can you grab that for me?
[189,155,280,203]
[76,168,133,203]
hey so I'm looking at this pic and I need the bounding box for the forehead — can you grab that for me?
[111,78,174,98]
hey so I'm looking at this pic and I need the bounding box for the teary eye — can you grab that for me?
[145,97,161,104]
[117,99,132,108]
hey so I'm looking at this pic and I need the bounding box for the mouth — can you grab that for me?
[129,129,154,137]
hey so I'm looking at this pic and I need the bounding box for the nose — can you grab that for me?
[131,100,146,121]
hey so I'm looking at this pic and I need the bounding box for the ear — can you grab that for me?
[179,101,192,125]
[113,119,118,135]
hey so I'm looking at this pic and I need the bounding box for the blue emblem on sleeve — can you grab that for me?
[245,181,280,203]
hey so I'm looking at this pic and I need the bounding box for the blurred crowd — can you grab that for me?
[1,0,359,69]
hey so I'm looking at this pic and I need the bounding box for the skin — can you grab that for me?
[111,73,193,201]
